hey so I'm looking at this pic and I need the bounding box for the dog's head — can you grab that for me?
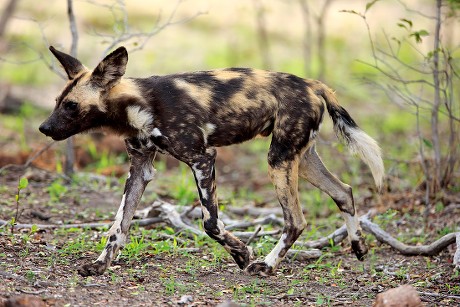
[39,46,128,141]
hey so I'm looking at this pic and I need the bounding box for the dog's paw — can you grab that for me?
[351,237,368,261]
[245,261,274,276]
[78,261,108,276]
[230,245,254,270]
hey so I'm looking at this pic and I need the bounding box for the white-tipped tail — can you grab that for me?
[345,126,384,190]
[314,81,384,190]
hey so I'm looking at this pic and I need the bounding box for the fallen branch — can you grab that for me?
[226,214,283,230]
[0,217,163,230]
[361,214,458,257]
[296,224,348,249]
[227,206,282,217]
[286,249,322,261]
[294,211,458,268]
[233,229,281,240]
[151,201,204,236]
[296,211,375,249]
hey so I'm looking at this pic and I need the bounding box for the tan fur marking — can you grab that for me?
[211,70,243,81]
[109,79,146,104]
[62,71,105,113]
[174,79,212,110]
[250,69,272,88]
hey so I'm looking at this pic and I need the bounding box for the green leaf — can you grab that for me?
[365,0,379,12]
[410,30,429,43]
[411,33,422,43]
[287,288,295,295]
[30,224,38,234]
[418,29,429,36]
[18,177,28,190]
[423,138,433,148]
[397,23,407,30]
[400,18,413,27]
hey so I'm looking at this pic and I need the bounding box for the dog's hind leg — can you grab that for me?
[189,149,253,270]
[246,150,307,276]
[299,145,367,260]
[78,139,157,276]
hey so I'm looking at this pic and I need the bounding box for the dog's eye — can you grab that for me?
[64,101,78,111]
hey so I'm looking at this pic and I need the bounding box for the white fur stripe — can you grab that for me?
[341,212,360,242]
[126,106,153,135]
[264,233,288,267]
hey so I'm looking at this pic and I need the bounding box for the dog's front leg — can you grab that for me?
[78,140,156,276]
[190,149,253,269]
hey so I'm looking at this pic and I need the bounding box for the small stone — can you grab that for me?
[4,295,47,307]
[177,295,193,305]
[373,284,422,307]
[216,300,240,307]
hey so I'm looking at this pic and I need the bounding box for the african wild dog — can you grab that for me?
[39,46,384,276]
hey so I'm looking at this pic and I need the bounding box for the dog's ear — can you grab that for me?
[49,46,85,80]
[91,46,128,89]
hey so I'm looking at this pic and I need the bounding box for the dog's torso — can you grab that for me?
[109,68,324,164]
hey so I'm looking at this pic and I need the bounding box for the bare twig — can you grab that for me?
[245,225,262,245]
[0,141,56,174]
[86,0,206,56]
[226,214,283,230]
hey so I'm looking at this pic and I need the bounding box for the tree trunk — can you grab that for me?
[430,0,442,193]
[316,0,333,81]
[0,0,19,38]
[299,0,312,76]
[64,0,79,177]
[253,0,272,70]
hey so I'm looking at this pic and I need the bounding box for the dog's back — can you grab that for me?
[133,68,324,149]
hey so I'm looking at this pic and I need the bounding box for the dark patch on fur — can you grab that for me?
[351,239,368,261]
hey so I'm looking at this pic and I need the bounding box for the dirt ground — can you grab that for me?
[1,151,459,306]
[0,104,459,306]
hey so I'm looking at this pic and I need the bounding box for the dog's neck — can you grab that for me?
[101,78,153,138]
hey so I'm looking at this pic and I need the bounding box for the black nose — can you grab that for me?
[39,122,51,136]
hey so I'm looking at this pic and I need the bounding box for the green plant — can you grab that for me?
[315,293,331,306]
[121,235,150,260]
[374,209,398,228]
[47,179,68,203]
[10,177,29,233]
[161,275,186,295]
[167,164,197,206]
[25,270,36,283]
